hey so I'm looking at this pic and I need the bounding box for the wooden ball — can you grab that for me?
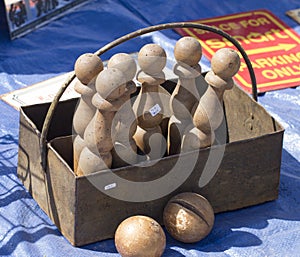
[95,68,126,100]
[74,53,103,85]
[138,44,167,75]
[211,48,240,80]
[108,53,137,82]
[163,192,214,243]
[115,215,166,257]
[174,36,202,66]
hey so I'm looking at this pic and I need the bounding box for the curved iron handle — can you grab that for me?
[40,22,257,170]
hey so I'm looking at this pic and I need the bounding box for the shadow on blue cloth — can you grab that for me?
[0,187,32,208]
[0,133,61,256]
[0,226,59,256]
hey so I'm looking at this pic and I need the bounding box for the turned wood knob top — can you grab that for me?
[174,36,202,66]
[74,53,103,85]
[95,68,126,101]
[136,71,165,86]
[205,71,234,90]
[74,80,96,96]
[211,48,240,80]
[138,44,167,75]
[107,53,137,83]
[173,63,201,79]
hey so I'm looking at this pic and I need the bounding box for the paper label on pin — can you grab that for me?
[104,183,117,191]
[149,104,161,117]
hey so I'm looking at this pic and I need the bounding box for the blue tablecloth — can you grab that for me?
[0,0,300,256]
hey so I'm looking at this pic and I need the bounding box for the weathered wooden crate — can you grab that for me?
[17,23,284,246]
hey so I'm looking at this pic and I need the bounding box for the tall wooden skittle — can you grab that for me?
[107,53,138,168]
[168,36,204,155]
[182,48,241,152]
[133,44,167,160]
[73,53,103,174]
[77,68,132,175]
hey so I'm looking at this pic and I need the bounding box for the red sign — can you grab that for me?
[176,10,300,93]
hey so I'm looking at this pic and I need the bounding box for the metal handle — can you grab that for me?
[40,22,257,170]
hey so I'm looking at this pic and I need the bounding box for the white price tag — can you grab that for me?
[149,104,161,117]
[104,183,117,191]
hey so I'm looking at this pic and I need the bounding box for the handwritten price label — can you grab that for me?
[149,104,161,117]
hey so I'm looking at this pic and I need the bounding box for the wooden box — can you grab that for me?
[17,80,284,246]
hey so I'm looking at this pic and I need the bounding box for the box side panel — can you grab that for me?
[73,158,182,246]
[74,181,171,246]
[17,108,49,213]
[70,131,282,245]
[18,105,77,245]
[197,132,283,213]
[22,98,78,141]
[47,146,77,245]
[224,84,278,142]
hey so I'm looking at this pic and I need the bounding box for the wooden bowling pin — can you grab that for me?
[73,53,103,174]
[133,44,167,160]
[107,53,138,168]
[182,48,241,152]
[168,36,204,155]
[76,68,132,176]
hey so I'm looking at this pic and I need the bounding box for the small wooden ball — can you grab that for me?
[95,68,126,100]
[211,48,240,80]
[74,53,103,85]
[163,192,214,243]
[174,36,202,66]
[138,44,167,75]
[115,215,166,257]
[107,53,137,82]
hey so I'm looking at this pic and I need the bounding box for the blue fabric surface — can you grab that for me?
[0,0,300,256]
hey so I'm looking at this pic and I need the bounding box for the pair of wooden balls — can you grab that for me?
[115,192,214,257]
